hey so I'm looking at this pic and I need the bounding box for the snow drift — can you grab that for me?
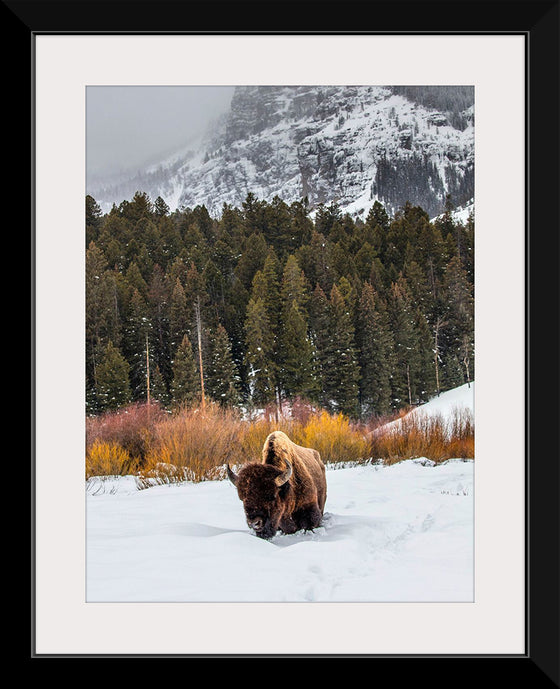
[86,384,474,603]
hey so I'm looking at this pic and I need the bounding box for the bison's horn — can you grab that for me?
[275,458,292,487]
[226,464,238,486]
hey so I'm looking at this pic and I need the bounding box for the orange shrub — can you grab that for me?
[86,401,166,463]
[236,411,369,467]
[85,401,473,485]
[143,402,242,483]
[295,411,369,465]
[86,440,137,479]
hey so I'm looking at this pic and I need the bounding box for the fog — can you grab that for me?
[86,85,235,183]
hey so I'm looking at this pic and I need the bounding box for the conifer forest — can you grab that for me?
[86,191,474,420]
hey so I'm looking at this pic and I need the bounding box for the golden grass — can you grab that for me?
[295,411,369,465]
[86,401,166,463]
[86,440,138,479]
[369,407,474,464]
[141,402,242,484]
[85,402,474,484]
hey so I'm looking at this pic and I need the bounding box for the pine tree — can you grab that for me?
[289,198,313,250]
[157,215,183,268]
[387,278,420,407]
[84,193,473,416]
[154,195,170,217]
[275,255,315,400]
[385,204,429,274]
[126,191,153,222]
[330,241,357,281]
[441,255,474,388]
[182,221,208,269]
[148,264,172,388]
[277,300,315,400]
[150,364,170,408]
[336,276,357,322]
[242,192,265,235]
[234,232,268,291]
[96,341,132,412]
[137,217,162,267]
[217,203,245,252]
[244,297,277,408]
[226,277,251,392]
[297,230,332,295]
[125,261,148,300]
[403,260,433,320]
[417,220,447,298]
[366,200,390,231]
[206,324,241,406]
[364,201,390,258]
[86,242,121,410]
[171,335,200,406]
[356,282,394,416]
[355,242,377,282]
[323,284,360,417]
[86,242,114,347]
[414,308,437,403]
[308,285,331,408]
[134,244,154,283]
[183,262,207,310]
[212,238,236,282]
[441,350,465,389]
[97,214,130,269]
[262,195,293,258]
[190,204,216,244]
[251,250,282,335]
[434,193,459,247]
[314,201,342,236]
[462,213,475,283]
[280,254,308,314]
[122,288,151,401]
[86,195,103,246]
[169,277,191,355]
[460,331,474,388]
[369,257,388,296]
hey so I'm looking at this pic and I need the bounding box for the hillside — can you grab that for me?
[89,85,474,220]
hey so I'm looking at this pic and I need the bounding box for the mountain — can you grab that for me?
[88,85,474,220]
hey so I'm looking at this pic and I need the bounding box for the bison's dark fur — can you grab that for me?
[227,431,327,539]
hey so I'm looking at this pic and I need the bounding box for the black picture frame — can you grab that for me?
[20,0,558,682]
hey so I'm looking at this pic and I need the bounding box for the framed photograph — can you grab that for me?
[25,0,558,678]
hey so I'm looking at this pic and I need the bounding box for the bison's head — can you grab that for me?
[226,460,292,539]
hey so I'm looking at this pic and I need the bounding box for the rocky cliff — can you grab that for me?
[90,85,474,219]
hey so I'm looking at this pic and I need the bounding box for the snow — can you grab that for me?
[409,381,473,419]
[89,86,474,220]
[375,382,474,437]
[86,385,475,603]
[432,198,474,224]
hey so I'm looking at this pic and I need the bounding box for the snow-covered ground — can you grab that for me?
[381,382,474,434]
[431,198,474,225]
[411,381,473,417]
[86,385,474,603]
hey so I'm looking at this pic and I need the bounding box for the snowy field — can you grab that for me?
[86,385,474,603]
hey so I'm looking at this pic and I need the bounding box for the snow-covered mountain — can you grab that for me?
[89,85,474,220]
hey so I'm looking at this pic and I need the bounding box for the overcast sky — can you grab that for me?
[86,86,235,181]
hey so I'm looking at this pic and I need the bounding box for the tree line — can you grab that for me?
[86,190,474,418]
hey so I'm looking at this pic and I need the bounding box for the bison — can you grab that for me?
[227,430,327,539]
